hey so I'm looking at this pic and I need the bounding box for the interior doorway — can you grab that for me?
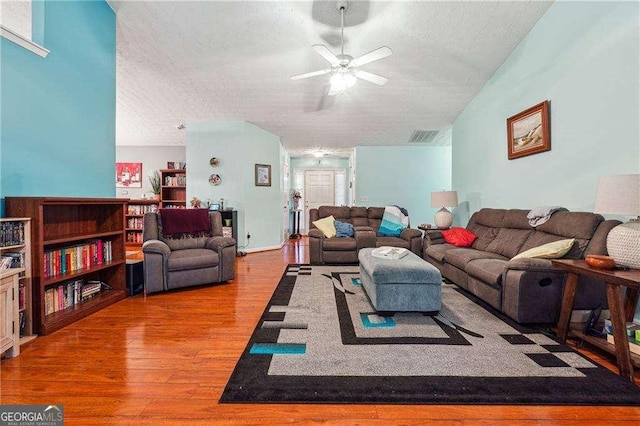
[304,170,335,232]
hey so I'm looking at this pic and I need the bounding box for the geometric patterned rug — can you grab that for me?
[220,264,640,405]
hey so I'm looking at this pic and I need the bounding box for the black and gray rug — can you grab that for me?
[220,264,640,404]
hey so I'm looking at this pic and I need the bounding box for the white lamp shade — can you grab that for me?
[431,191,458,208]
[594,174,640,216]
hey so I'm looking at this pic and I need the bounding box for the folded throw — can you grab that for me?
[527,206,568,227]
[160,208,211,238]
[378,206,410,237]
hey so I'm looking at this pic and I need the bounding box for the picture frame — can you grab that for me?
[255,164,272,187]
[209,203,220,211]
[507,100,550,160]
[115,162,143,188]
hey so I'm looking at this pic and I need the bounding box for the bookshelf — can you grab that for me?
[126,199,159,246]
[220,210,238,243]
[160,168,186,209]
[0,218,36,355]
[5,197,128,335]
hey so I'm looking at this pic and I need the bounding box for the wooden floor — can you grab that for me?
[1,238,639,425]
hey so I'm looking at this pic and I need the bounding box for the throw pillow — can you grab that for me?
[512,238,575,260]
[442,227,478,247]
[334,220,354,238]
[313,215,336,238]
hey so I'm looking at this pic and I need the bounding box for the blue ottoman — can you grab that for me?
[358,248,442,312]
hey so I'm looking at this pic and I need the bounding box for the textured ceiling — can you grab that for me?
[110,0,552,156]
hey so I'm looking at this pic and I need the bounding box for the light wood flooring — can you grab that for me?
[1,237,639,425]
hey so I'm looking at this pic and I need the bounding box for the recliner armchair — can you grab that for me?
[142,211,236,293]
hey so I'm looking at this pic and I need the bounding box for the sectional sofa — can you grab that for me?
[308,206,422,265]
[422,208,620,323]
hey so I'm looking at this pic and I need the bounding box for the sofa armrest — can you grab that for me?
[505,258,563,273]
[142,239,171,257]
[355,228,376,250]
[308,229,325,239]
[423,231,445,248]
[206,236,236,251]
[400,228,422,240]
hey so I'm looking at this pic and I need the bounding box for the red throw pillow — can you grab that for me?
[442,227,477,247]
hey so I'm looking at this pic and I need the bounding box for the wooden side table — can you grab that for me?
[552,259,640,381]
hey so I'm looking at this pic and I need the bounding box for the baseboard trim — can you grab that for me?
[244,245,282,254]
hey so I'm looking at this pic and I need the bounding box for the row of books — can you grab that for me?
[127,217,145,229]
[0,221,25,247]
[18,311,27,336]
[164,174,186,186]
[127,204,158,215]
[126,231,144,243]
[44,279,110,316]
[44,240,112,279]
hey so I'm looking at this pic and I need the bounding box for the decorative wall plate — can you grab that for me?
[209,174,221,185]
[210,157,220,167]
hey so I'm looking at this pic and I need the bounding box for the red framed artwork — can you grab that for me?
[116,162,143,188]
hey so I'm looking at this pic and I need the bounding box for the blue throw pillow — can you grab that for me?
[334,220,354,237]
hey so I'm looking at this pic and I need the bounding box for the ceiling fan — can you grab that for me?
[290,0,392,96]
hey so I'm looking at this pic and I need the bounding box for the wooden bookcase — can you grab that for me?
[0,218,36,353]
[160,168,186,209]
[5,197,128,335]
[126,199,159,246]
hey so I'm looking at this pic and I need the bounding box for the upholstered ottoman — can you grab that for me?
[358,248,442,312]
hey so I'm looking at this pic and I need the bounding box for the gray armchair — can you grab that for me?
[142,211,236,293]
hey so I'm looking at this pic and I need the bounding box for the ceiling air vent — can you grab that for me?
[408,130,439,144]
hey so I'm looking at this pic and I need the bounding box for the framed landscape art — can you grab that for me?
[507,100,550,160]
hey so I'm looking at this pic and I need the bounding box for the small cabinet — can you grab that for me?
[220,210,238,243]
[0,270,20,357]
[160,169,186,209]
[126,199,159,246]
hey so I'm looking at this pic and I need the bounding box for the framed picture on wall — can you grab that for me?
[507,100,550,160]
[115,162,143,188]
[255,164,272,187]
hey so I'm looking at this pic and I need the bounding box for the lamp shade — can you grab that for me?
[593,174,640,269]
[594,174,640,216]
[431,191,458,208]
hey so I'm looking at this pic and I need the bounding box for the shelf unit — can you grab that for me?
[220,210,238,243]
[0,217,36,353]
[125,199,159,246]
[160,168,186,209]
[5,197,128,335]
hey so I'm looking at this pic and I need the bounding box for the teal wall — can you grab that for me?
[355,146,452,227]
[186,121,283,251]
[452,1,639,225]
[0,0,116,214]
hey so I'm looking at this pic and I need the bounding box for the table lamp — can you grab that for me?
[431,190,458,229]
[594,174,640,269]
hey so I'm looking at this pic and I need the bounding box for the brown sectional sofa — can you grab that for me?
[309,206,422,265]
[422,208,620,324]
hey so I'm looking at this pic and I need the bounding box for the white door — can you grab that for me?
[305,170,335,232]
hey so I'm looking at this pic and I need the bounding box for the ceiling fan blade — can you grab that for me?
[353,69,388,86]
[312,44,339,65]
[290,69,332,80]
[349,46,392,68]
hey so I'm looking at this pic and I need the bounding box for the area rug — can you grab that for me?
[220,264,640,405]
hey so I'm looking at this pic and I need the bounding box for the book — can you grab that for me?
[607,333,640,356]
[371,246,409,260]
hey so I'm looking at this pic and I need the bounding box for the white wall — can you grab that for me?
[115,146,186,199]
[452,1,639,225]
[186,121,283,251]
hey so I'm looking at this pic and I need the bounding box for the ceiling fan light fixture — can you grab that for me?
[330,70,357,94]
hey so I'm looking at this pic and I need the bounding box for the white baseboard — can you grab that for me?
[244,245,282,254]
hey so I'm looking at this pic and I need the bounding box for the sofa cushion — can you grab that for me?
[322,237,357,251]
[318,206,351,221]
[442,227,477,247]
[465,259,507,287]
[168,248,219,271]
[351,206,369,227]
[484,228,533,258]
[376,236,410,249]
[425,243,456,262]
[512,238,575,260]
[444,248,508,270]
[502,209,532,229]
[535,211,603,240]
[313,215,337,238]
